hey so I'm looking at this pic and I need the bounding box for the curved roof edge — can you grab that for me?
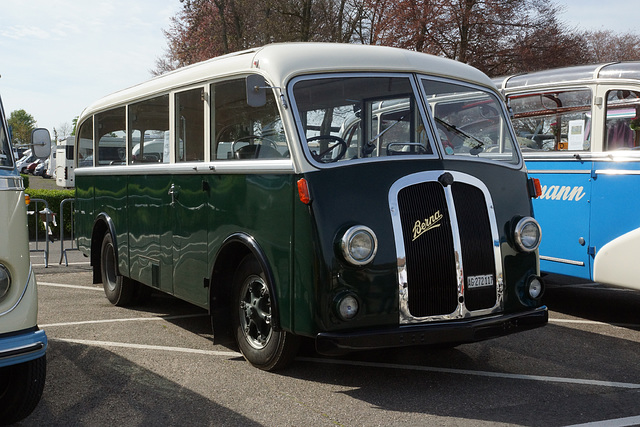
[493,61,640,91]
[79,43,495,120]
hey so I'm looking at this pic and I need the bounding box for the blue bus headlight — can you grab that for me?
[513,217,541,252]
[340,225,378,266]
[0,264,11,300]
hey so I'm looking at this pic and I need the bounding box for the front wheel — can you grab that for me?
[232,255,299,371]
[0,355,46,425]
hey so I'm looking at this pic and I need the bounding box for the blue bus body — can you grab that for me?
[495,63,640,290]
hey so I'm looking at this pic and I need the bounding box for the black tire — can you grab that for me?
[0,355,46,425]
[232,255,299,371]
[100,232,136,306]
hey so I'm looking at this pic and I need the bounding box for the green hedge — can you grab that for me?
[25,188,75,240]
[21,174,29,189]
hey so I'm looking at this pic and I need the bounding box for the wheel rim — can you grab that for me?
[102,242,118,292]
[238,274,272,349]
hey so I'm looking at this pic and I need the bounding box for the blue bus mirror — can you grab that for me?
[31,128,51,159]
[246,75,267,107]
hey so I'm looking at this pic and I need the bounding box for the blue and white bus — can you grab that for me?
[495,63,640,290]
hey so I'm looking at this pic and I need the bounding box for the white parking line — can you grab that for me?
[550,318,640,329]
[33,262,90,268]
[41,313,207,328]
[39,282,103,291]
[565,415,640,427]
[295,358,640,389]
[52,337,241,357]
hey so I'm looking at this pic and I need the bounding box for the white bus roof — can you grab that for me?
[494,61,640,91]
[79,43,496,120]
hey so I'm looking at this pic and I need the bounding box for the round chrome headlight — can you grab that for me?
[341,225,378,266]
[514,217,541,252]
[0,264,11,300]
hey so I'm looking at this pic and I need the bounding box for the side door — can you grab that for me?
[171,87,210,306]
[527,160,594,279]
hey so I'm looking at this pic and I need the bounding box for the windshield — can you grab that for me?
[0,104,12,168]
[423,79,519,164]
[291,75,433,164]
[291,74,518,165]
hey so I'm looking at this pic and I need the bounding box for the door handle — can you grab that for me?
[168,183,180,206]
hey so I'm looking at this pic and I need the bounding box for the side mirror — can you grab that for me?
[31,128,51,159]
[246,75,267,107]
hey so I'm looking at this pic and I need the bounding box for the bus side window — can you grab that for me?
[129,94,169,164]
[605,90,640,150]
[175,88,204,162]
[76,119,94,168]
[509,89,591,152]
[95,108,126,166]
[211,78,287,161]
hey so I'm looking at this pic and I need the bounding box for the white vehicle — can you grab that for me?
[16,149,35,174]
[0,94,49,423]
[56,136,75,187]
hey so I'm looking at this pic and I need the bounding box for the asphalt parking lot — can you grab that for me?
[16,241,640,426]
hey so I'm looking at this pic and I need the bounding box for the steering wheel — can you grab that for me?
[307,135,347,163]
[232,135,278,153]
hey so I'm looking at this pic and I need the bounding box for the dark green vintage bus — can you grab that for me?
[74,43,547,370]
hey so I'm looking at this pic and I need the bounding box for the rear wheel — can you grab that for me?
[100,232,136,306]
[232,255,299,371]
[0,355,46,425]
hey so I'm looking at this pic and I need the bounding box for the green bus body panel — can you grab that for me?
[76,171,294,316]
[293,159,535,336]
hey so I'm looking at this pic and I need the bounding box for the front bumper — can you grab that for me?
[0,327,48,368]
[315,306,548,356]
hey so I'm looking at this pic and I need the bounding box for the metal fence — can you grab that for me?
[26,198,53,268]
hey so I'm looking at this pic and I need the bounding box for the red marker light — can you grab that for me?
[297,178,311,205]
[528,177,542,199]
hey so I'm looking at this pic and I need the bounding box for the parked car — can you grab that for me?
[17,152,35,174]
[26,159,42,174]
[34,158,49,177]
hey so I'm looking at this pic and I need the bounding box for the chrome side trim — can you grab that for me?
[389,170,504,325]
[0,176,23,191]
[540,255,585,266]
[527,170,591,174]
[74,159,296,176]
[594,169,640,176]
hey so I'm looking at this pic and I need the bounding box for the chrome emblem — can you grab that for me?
[412,210,443,241]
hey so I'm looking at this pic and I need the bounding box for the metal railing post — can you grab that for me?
[27,198,50,268]
[59,198,78,266]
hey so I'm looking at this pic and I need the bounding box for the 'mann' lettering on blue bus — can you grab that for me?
[538,185,586,201]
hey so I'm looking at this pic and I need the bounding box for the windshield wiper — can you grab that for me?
[434,117,486,155]
[363,114,407,156]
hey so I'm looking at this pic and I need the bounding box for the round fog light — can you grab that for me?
[528,277,544,300]
[338,295,359,320]
[0,264,11,300]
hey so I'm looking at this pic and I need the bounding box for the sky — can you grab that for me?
[0,0,637,138]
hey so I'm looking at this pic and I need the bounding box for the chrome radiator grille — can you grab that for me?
[393,173,499,321]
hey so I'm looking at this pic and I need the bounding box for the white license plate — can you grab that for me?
[467,274,494,289]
